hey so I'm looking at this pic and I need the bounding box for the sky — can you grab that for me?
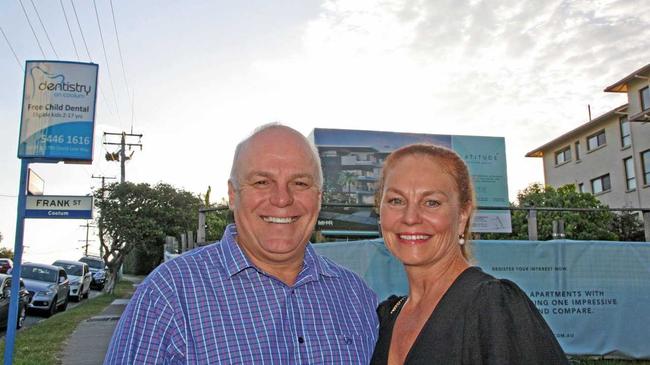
[1,0,649,264]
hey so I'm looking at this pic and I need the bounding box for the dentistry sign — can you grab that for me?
[17,61,98,162]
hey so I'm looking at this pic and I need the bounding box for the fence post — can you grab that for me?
[528,208,538,240]
[643,211,650,242]
[198,211,206,244]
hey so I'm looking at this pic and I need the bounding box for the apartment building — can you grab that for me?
[526,64,650,209]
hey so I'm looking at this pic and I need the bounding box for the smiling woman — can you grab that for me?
[371,144,569,365]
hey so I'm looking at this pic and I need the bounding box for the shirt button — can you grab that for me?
[298,336,305,344]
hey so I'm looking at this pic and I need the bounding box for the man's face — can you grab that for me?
[228,129,322,269]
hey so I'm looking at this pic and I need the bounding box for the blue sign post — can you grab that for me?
[6,61,98,365]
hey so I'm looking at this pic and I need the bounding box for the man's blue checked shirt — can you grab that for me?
[104,224,379,364]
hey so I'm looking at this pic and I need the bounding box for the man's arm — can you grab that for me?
[104,279,186,364]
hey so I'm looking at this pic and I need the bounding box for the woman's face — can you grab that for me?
[379,154,469,268]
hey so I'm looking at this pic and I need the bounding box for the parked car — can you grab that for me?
[0,259,13,274]
[79,256,107,290]
[52,260,91,301]
[0,274,30,329]
[20,263,69,317]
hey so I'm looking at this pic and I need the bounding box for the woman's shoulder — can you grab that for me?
[460,268,537,314]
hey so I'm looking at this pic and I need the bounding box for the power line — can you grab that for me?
[60,0,80,59]
[0,26,22,70]
[17,0,46,58]
[29,0,60,59]
[70,0,115,118]
[93,0,121,125]
[109,0,134,130]
[71,0,93,61]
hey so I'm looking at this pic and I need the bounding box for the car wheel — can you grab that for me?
[59,294,69,312]
[16,305,26,329]
[46,297,57,318]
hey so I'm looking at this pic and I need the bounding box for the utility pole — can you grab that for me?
[92,175,116,258]
[103,131,143,183]
[80,221,96,256]
[92,174,117,191]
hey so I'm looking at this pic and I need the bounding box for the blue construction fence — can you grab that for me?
[314,239,650,359]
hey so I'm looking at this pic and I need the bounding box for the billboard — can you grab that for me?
[309,128,511,234]
[17,61,99,162]
[315,239,650,359]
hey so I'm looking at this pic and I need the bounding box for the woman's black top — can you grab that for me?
[370,267,569,364]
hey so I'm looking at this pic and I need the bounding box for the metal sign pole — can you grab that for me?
[4,159,29,365]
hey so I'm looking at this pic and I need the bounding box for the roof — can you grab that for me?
[526,104,627,157]
[52,259,85,266]
[604,63,650,93]
[23,262,63,271]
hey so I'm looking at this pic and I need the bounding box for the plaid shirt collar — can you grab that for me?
[219,224,338,285]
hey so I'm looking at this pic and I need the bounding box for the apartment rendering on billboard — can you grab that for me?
[309,128,512,239]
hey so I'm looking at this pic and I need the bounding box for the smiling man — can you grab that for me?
[105,124,379,364]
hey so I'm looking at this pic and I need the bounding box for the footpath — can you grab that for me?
[61,275,144,365]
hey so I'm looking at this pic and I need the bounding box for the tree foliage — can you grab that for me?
[610,211,645,241]
[0,247,13,260]
[94,182,202,291]
[482,183,617,241]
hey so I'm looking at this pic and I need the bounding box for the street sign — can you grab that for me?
[25,195,93,219]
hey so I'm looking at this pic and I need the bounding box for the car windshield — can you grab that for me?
[80,258,104,270]
[54,262,82,276]
[21,266,57,283]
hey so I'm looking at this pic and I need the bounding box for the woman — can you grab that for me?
[370,144,568,365]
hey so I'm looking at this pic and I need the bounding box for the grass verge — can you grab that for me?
[0,280,134,365]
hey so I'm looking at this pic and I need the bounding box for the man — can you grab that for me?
[105,124,379,364]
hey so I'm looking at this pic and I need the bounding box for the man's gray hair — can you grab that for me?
[229,123,323,190]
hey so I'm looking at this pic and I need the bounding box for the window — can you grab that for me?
[642,149,650,185]
[620,116,631,148]
[587,130,606,151]
[575,141,581,160]
[624,157,636,191]
[641,86,650,111]
[591,174,611,194]
[578,183,585,193]
[554,146,571,165]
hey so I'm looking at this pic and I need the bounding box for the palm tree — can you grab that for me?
[337,171,357,193]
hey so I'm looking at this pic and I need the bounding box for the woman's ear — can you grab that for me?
[457,204,471,234]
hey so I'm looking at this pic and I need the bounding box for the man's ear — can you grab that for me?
[228,181,236,208]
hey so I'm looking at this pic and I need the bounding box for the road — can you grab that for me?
[1,289,103,337]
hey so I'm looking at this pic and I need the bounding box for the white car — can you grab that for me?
[52,260,92,301]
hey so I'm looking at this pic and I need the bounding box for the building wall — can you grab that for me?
[542,114,650,208]
[626,77,648,116]
[625,74,650,208]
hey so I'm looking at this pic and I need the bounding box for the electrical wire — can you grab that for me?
[29,0,60,59]
[17,0,46,58]
[71,0,93,61]
[0,25,23,70]
[60,0,80,60]
[93,0,121,128]
[70,0,115,119]
[109,0,134,131]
